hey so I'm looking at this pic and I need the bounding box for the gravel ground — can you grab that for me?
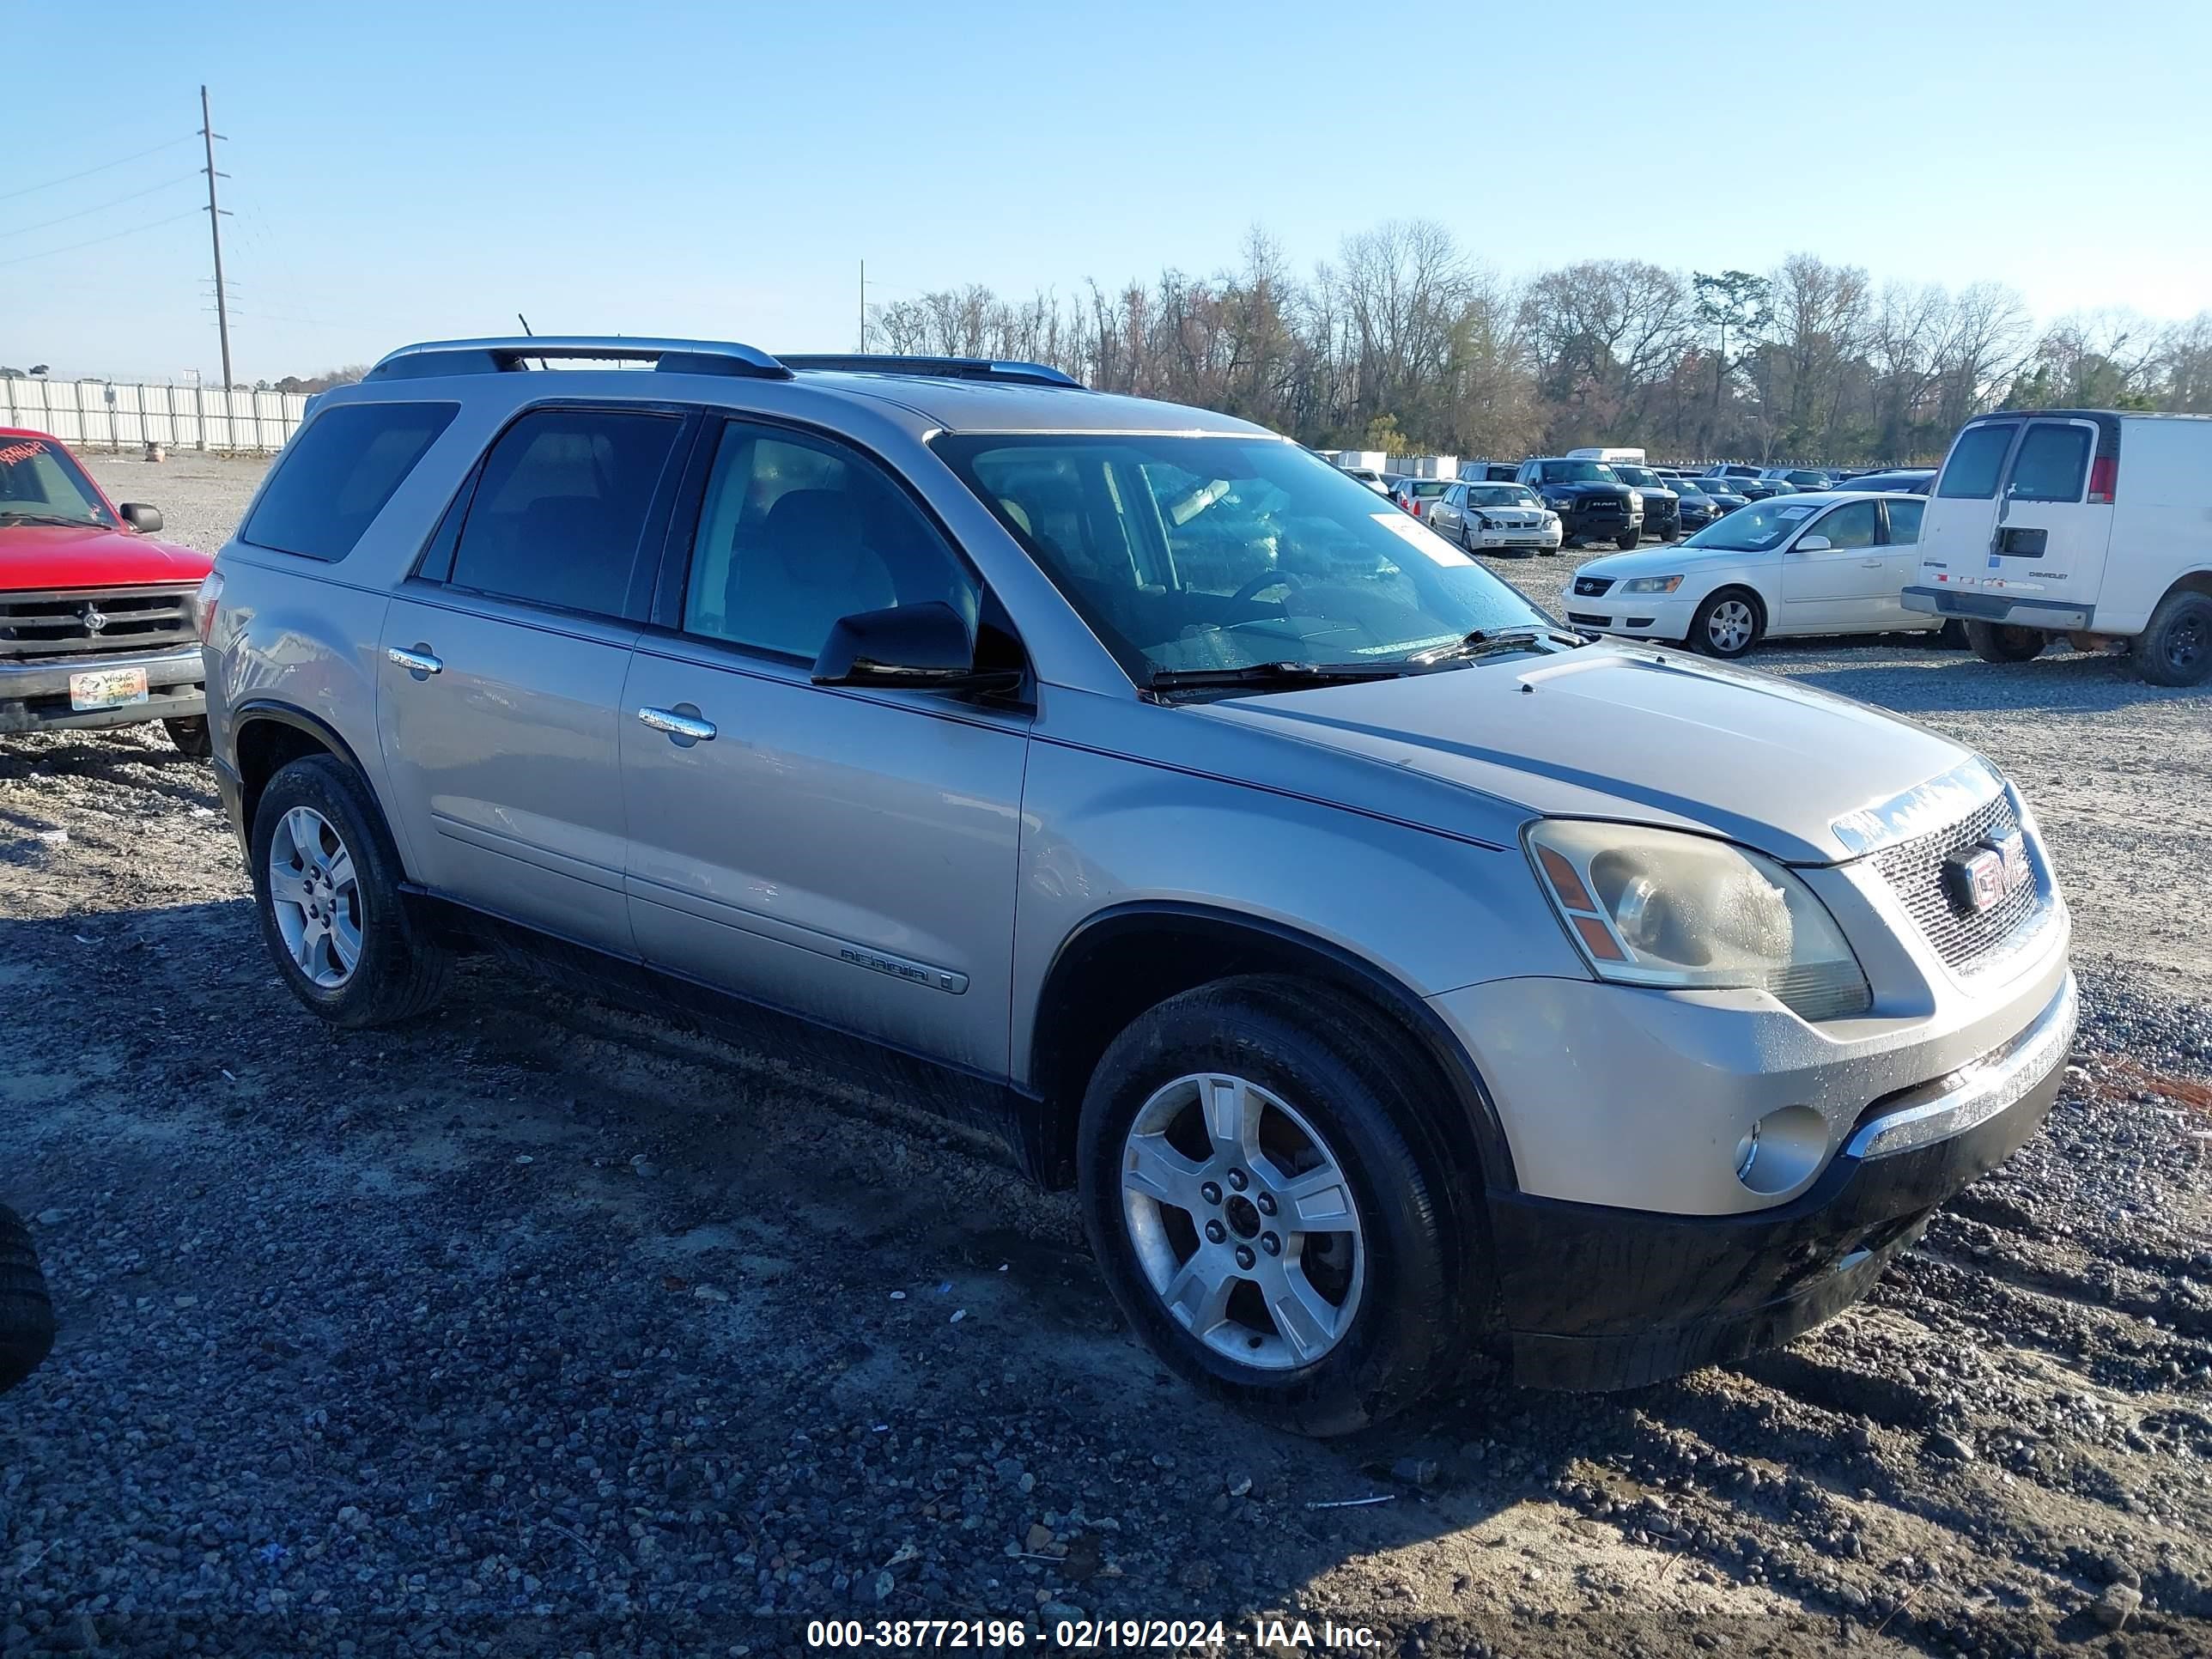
[0,456,2207,1656]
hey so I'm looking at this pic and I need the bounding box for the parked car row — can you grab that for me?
[1564,409,2212,684]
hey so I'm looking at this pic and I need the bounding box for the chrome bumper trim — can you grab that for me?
[1844,973,2078,1161]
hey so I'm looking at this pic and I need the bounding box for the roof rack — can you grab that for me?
[778,354,1085,389]
[364,337,793,382]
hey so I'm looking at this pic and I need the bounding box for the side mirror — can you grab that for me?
[119,502,162,533]
[1795,534,1832,552]
[811,600,1023,696]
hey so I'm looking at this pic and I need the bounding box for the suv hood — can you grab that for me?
[0,523,211,590]
[1192,644,1973,865]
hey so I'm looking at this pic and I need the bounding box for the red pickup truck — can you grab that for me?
[0,427,214,755]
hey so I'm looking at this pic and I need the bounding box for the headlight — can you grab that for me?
[1619,574,1684,593]
[1525,821,1871,1019]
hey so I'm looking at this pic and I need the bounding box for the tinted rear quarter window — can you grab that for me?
[242,401,458,561]
[447,408,683,617]
[1936,422,2017,500]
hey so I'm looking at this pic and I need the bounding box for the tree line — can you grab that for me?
[868,224,2212,465]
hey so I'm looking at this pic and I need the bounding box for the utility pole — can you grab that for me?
[199,85,233,392]
[858,258,866,353]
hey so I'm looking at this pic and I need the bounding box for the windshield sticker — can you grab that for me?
[1776,505,1816,519]
[0,441,50,466]
[1370,511,1464,565]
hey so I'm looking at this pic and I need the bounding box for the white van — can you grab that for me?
[1567,446,1647,465]
[1903,410,2212,685]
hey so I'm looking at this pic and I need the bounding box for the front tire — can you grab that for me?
[1076,977,1476,1437]
[1692,586,1762,659]
[1616,529,1641,551]
[250,755,450,1028]
[0,1205,55,1397]
[2130,587,2212,687]
[1965,619,2045,664]
[162,716,212,758]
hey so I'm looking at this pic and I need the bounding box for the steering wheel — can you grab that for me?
[1230,569,1303,605]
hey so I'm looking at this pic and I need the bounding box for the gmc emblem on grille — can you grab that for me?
[1943,830,2031,914]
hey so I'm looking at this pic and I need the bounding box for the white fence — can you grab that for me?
[0,379,307,454]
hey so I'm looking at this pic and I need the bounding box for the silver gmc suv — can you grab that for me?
[200,337,2075,1435]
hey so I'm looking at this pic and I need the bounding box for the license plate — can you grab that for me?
[69,667,149,711]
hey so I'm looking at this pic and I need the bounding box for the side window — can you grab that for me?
[1811,501,1878,549]
[242,401,458,562]
[683,422,979,662]
[1884,499,1925,544]
[2008,422,2092,503]
[447,409,682,617]
[1936,422,2017,500]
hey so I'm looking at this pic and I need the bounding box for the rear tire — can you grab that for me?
[1075,976,1480,1437]
[2130,587,2212,687]
[162,715,212,758]
[0,1205,55,1397]
[250,755,451,1028]
[1965,619,2045,664]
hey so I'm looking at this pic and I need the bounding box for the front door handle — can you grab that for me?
[638,704,716,745]
[386,645,442,677]
[1861,559,1883,568]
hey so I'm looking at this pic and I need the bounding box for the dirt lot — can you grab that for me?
[2,455,2209,1656]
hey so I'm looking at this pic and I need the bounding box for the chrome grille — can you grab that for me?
[0,586,197,659]
[1872,792,2041,973]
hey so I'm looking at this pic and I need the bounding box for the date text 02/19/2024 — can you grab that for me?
[802,1617,1380,1649]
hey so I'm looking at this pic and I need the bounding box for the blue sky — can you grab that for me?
[7,0,2208,382]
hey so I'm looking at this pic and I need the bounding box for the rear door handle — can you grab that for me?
[638,704,716,744]
[386,645,442,677]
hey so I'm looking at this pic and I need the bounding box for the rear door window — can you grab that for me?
[242,401,458,562]
[447,409,684,617]
[1882,499,1925,544]
[1935,422,2018,500]
[2007,422,2093,503]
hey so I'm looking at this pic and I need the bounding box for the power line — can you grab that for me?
[0,171,201,240]
[0,208,201,271]
[0,134,198,204]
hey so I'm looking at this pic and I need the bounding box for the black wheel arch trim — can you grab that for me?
[230,698,379,786]
[1030,900,1520,1194]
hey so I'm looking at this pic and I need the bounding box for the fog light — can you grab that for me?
[1733,1105,1827,1195]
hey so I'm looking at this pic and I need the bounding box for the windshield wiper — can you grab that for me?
[1145,659,1407,696]
[1403,626,1583,667]
[0,510,98,528]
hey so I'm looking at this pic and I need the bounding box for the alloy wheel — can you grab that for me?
[1119,1073,1365,1370]
[266,805,362,988]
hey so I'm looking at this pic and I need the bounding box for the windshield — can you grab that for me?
[933,434,1553,682]
[1613,465,1668,489]
[1681,498,1826,553]
[1537,460,1620,483]
[0,434,114,528]
[1466,484,1541,507]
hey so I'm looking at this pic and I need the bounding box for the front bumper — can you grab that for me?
[0,644,205,735]
[1468,523,1564,553]
[1563,592,1697,640]
[1486,972,2074,1389]
[1903,585,2093,630]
